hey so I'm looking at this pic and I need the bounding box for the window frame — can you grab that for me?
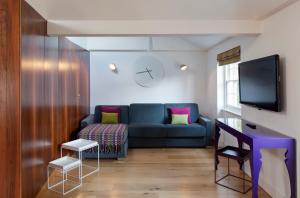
[223,62,241,114]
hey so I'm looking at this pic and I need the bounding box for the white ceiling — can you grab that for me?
[183,36,230,50]
[27,0,296,20]
[67,36,232,51]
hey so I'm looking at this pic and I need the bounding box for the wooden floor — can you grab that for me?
[37,148,270,198]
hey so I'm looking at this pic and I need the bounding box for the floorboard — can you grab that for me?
[37,148,271,198]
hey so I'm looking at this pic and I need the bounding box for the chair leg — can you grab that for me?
[227,158,230,175]
[214,163,217,183]
[62,170,65,195]
[79,164,82,186]
[215,157,252,194]
[243,164,245,193]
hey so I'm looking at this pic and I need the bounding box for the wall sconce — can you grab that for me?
[109,63,117,70]
[109,63,118,73]
[180,64,188,71]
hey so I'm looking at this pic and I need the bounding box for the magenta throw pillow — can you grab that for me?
[101,106,121,122]
[169,107,191,124]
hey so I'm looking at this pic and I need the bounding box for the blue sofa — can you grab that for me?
[80,103,211,156]
[128,103,211,148]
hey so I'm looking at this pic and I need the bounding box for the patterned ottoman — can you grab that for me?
[78,123,128,159]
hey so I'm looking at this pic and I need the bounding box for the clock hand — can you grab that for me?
[136,70,152,74]
[146,67,154,79]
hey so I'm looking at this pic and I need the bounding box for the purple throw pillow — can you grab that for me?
[169,107,191,124]
[101,106,121,122]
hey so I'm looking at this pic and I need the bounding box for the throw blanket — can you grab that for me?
[78,124,127,153]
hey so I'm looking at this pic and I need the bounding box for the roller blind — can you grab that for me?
[217,46,241,66]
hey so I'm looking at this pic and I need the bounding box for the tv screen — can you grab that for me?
[238,55,281,112]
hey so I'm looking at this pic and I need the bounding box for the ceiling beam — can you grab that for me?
[47,20,263,36]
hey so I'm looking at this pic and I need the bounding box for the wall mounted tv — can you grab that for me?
[238,55,281,112]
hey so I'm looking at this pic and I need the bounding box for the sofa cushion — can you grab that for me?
[164,123,206,138]
[128,123,166,138]
[94,105,129,124]
[129,103,165,124]
[164,103,199,124]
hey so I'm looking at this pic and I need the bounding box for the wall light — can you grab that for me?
[180,64,188,71]
[109,63,117,71]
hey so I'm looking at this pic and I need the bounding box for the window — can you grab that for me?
[224,62,241,111]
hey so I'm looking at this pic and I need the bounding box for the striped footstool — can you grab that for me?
[78,124,128,159]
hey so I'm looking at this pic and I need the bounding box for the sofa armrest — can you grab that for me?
[81,114,94,129]
[199,116,212,146]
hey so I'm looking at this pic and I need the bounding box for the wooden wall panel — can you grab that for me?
[56,38,91,154]
[79,51,91,120]
[21,2,47,197]
[44,36,60,160]
[21,2,90,197]
[0,12,7,180]
[0,0,21,197]
[0,1,90,197]
[58,38,90,141]
[59,37,77,141]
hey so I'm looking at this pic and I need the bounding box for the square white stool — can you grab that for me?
[48,156,82,195]
[61,139,99,179]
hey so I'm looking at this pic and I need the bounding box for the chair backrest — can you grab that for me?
[164,103,199,124]
[94,105,129,124]
[129,103,165,124]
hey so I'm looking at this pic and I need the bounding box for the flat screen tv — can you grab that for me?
[238,55,281,112]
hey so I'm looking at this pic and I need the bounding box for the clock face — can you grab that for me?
[133,56,165,88]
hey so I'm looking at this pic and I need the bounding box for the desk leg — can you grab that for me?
[250,145,262,198]
[285,141,296,198]
[215,125,221,171]
[238,140,244,170]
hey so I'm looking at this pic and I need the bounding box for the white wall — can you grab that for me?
[206,2,300,197]
[90,51,208,114]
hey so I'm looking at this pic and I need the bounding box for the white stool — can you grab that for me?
[61,139,99,179]
[48,156,82,195]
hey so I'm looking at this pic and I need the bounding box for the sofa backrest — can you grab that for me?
[93,103,200,124]
[164,103,199,124]
[129,103,165,124]
[94,105,129,124]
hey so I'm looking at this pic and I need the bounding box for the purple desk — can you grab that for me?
[215,117,296,198]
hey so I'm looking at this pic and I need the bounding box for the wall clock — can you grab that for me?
[133,56,165,88]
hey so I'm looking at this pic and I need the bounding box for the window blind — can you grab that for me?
[217,46,241,66]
